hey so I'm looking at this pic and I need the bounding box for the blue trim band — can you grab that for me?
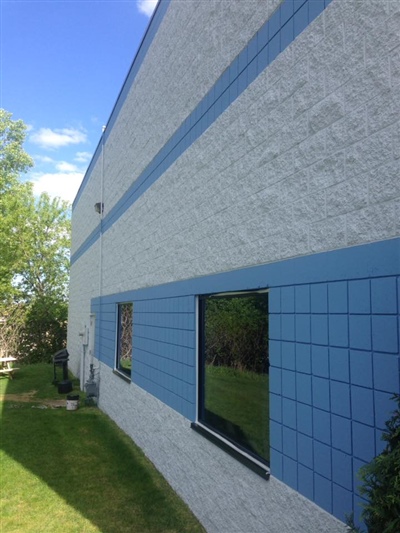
[72,0,330,265]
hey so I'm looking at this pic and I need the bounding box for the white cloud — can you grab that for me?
[56,161,79,172]
[74,151,92,163]
[137,0,158,17]
[30,127,87,150]
[31,171,84,204]
[34,155,54,164]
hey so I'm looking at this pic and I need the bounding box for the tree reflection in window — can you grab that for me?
[116,302,133,377]
[199,291,269,464]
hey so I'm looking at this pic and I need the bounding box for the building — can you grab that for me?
[67,0,400,531]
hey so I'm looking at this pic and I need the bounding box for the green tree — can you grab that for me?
[0,109,34,300]
[0,108,33,183]
[15,193,71,301]
[14,193,71,362]
[0,109,71,362]
[204,295,269,373]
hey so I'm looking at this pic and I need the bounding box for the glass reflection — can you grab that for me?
[200,292,269,463]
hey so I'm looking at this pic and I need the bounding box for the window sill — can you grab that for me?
[113,369,131,383]
[191,422,270,481]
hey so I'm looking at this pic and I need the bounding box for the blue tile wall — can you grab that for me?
[296,314,311,343]
[296,343,311,373]
[295,285,311,313]
[282,398,297,429]
[92,294,196,419]
[330,348,350,383]
[283,455,298,490]
[281,314,295,341]
[350,350,372,387]
[352,422,376,463]
[328,282,348,314]
[313,408,331,445]
[351,386,374,426]
[329,314,349,347]
[312,376,330,411]
[296,373,312,405]
[330,381,351,418]
[297,403,313,436]
[373,352,400,393]
[374,390,396,430]
[349,315,372,350]
[298,464,314,500]
[311,314,329,345]
[269,340,282,367]
[314,440,332,480]
[333,484,353,523]
[332,418,352,457]
[270,420,283,451]
[270,272,399,523]
[372,315,398,353]
[349,280,371,314]
[332,449,352,491]
[312,345,329,377]
[134,295,196,419]
[92,240,400,526]
[311,284,328,313]
[371,277,397,314]
[282,341,295,370]
[283,426,297,459]
[314,473,332,513]
[298,432,313,468]
[270,393,283,423]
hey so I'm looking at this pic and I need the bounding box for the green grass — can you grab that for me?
[204,365,270,462]
[0,364,204,533]
[0,363,80,399]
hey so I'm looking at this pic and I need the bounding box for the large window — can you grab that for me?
[198,291,269,465]
[116,302,133,377]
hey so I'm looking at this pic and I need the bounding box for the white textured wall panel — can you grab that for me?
[71,156,103,255]
[101,0,282,216]
[96,0,399,296]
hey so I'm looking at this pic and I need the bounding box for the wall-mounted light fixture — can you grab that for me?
[94,202,104,214]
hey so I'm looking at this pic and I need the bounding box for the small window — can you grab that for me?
[199,290,269,465]
[116,303,133,377]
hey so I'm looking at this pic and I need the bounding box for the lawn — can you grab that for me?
[0,364,204,533]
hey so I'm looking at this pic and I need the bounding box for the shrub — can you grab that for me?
[0,297,67,364]
[350,394,400,532]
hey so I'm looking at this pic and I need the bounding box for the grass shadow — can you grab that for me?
[0,364,203,533]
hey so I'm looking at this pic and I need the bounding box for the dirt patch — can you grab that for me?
[0,390,66,408]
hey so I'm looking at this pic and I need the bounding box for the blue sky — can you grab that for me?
[0,0,157,203]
